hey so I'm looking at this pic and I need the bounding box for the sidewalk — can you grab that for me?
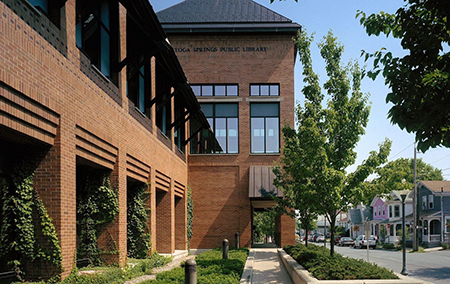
[240,248,293,284]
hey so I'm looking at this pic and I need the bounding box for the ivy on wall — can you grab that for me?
[0,161,62,281]
[187,185,193,249]
[127,182,151,259]
[76,171,119,265]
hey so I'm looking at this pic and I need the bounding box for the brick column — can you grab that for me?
[175,195,187,250]
[280,213,295,247]
[156,187,174,253]
[34,119,76,279]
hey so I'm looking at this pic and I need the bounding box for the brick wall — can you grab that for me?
[0,0,188,278]
[171,33,297,248]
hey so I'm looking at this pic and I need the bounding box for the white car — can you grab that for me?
[354,235,376,249]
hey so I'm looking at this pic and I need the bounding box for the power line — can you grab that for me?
[430,153,450,164]
[388,142,414,162]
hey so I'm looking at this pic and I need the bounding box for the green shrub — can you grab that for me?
[382,243,395,250]
[283,244,398,280]
[146,248,249,284]
[441,243,450,250]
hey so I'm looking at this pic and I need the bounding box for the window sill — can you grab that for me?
[197,97,243,103]
[23,1,43,16]
[91,64,111,84]
[250,153,280,156]
[246,97,283,102]
[189,153,239,156]
[134,107,147,118]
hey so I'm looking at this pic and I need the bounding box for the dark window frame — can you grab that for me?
[191,84,239,97]
[250,103,280,154]
[250,84,280,96]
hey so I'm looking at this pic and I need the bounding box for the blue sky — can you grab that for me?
[151,0,450,179]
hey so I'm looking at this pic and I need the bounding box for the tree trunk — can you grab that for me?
[329,214,337,256]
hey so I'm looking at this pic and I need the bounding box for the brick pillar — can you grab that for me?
[34,119,76,279]
[101,151,127,266]
[149,170,157,253]
[279,214,295,247]
[175,195,187,250]
[156,188,174,253]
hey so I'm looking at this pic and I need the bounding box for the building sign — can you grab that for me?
[174,46,268,53]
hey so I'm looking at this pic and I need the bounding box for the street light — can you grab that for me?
[401,194,408,276]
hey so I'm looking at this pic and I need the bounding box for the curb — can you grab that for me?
[239,249,255,284]
[278,249,428,284]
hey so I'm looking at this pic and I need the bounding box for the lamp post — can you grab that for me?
[401,194,408,276]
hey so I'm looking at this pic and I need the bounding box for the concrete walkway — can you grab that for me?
[240,248,293,284]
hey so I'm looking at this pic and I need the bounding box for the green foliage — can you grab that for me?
[60,253,171,284]
[0,159,62,280]
[77,171,119,265]
[382,243,395,250]
[187,185,194,248]
[253,210,275,243]
[441,243,450,250]
[274,28,391,256]
[127,182,151,259]
[147,248,249,284]
[358,0,450,152]
[284,244,398,280]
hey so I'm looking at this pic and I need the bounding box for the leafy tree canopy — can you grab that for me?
[274,29,391,256]
[360,157,444,204]
[356,0,450,152]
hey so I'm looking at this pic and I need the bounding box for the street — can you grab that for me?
[316,243,450,284]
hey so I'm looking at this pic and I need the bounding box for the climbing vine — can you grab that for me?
[76,171,119,265]
[187,185,194,249]
[127,182,151,259]
[0,159,62,281]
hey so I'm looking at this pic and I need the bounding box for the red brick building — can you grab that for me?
[0,0,210,280]
[157,0,300,249]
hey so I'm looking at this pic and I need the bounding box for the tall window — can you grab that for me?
[428,194,434,209]
[76,0,114,78]
[394,205,400,217]
[422,195,427,210]
[382,206,385,215]
[127,17,150,115]
[389,206,393,218]
[251,103,279,154]
[192,84,238,97]
[446,217,450,233]
[250,84,279,96]
[29,0,61,27]
[202,103,238,154]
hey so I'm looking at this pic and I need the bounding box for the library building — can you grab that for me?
[157,0,300,250]
[0,0,300,281]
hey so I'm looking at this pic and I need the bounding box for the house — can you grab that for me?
[412,181,450,248]
[376,190,413,245]
[157,0,301,249]
[348,204,372,238]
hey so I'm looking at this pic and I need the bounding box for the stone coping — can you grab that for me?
[278,249,427,284]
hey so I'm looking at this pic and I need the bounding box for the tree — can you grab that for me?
[274,29,392,256]
[357,0,450,153]
[359,158,444,205]
[253,210,275,243]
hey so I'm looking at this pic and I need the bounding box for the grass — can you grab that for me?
[284,244,398,281]
[143,248,249,284]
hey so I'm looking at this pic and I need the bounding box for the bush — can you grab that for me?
[147,248,249,284]
[382,243,395,250]
[441,243,450,250]
[283,244,398,280]
[59,253,171,284]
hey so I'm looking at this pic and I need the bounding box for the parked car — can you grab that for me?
[316,235,326,242]
[313,234,323,242]
[333,235,341,244]
[354,235,376,249]
[338,237,354,247]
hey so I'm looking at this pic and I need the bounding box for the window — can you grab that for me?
[378,206,381,216]
[127,17,150,115]
[201,103,238,154]
[174,98,186,152]
[446,217,450,233]
[76,0,117,79]
[429,194,434,209]
[422,195,427,210]
[250,84,279,96]
[374,207,377,216]
[29,0,62,27]
[251,103,279,154]
[192,84,238,97]
[394,205,400,217]
[424,220,428,235]
[389,206,393,218]
[382,206,385,216]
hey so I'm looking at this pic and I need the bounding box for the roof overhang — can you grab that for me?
[161,23,301,35]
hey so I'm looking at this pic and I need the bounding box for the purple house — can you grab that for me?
[370,196,387,237]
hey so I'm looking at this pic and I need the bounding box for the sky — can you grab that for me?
[151,0,450,180]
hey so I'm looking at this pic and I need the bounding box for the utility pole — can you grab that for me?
[413,144,419,251]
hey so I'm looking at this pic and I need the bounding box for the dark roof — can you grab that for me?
[156,0,301,34]
[419,181,450,193]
